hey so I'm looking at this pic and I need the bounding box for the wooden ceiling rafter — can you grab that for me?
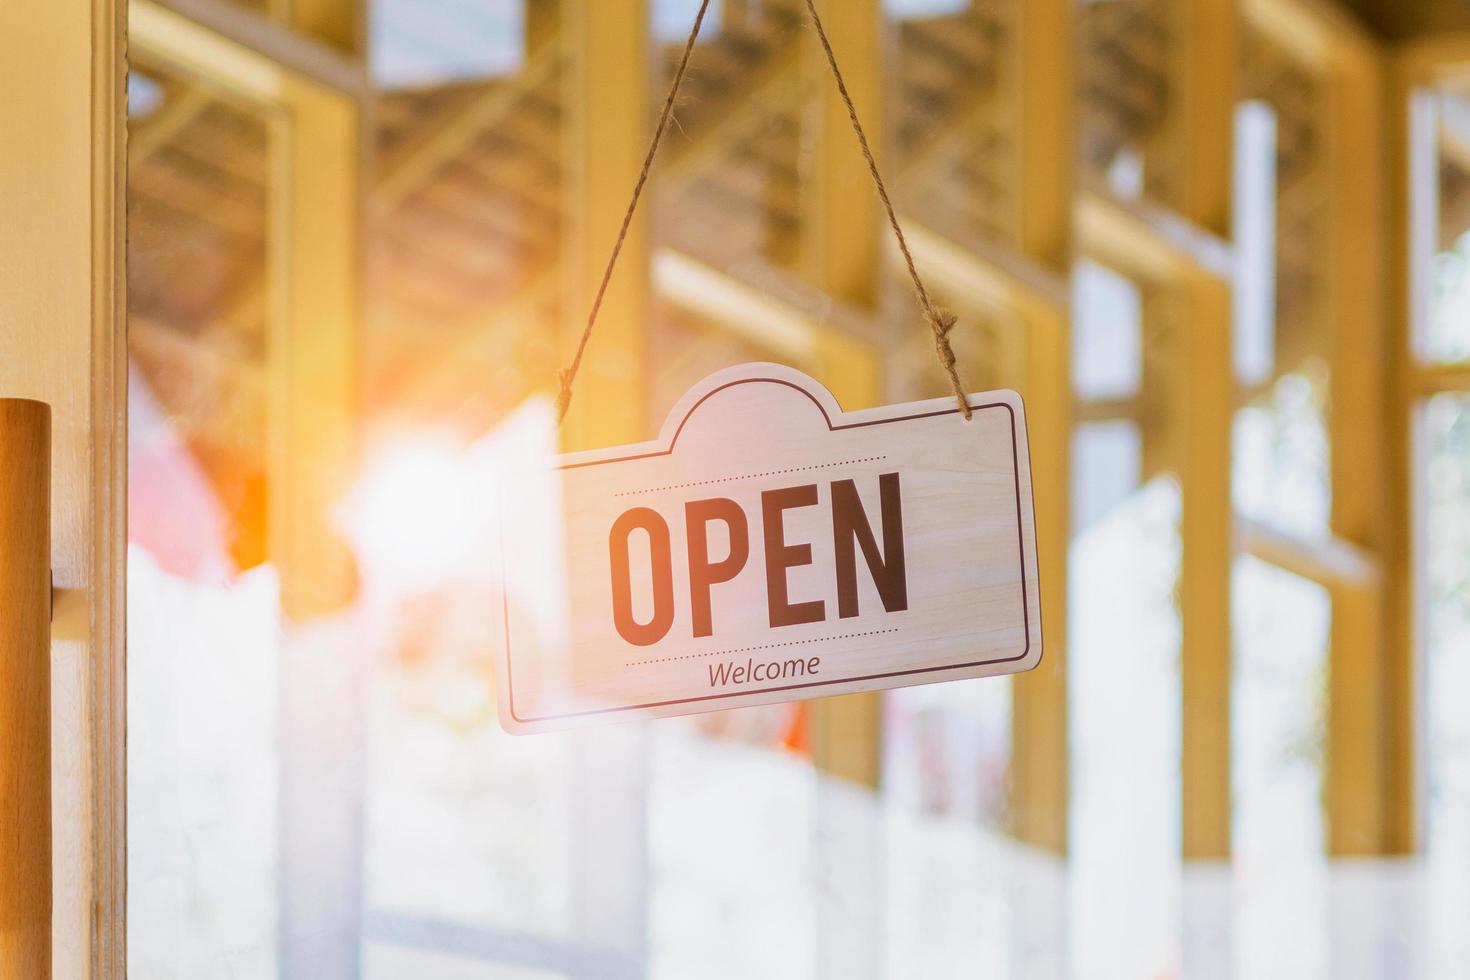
[375,37,563,208]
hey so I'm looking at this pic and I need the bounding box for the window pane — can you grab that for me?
[1232,367,1331,538]
[1233,100,1277,386]
[1069,477,1182,978]
[371,0,525,90]
[1231,556,1330,980]
[1073,260,1143,401]
[653,0,722,41]
[1072,420,1142,533]
[1429,230,1470,364]
[881,679,1014,974]
[127,65,279,976]
[1424,392,1470,978]
[1427,90,1470,364]
[649,720,817,978]
[885,0,968,19]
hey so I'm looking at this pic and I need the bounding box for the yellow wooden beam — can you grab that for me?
[1235,517,1380,589]
[269,0,361,54]
[799,0,886,790]
[1381,49,1448,858]
[1413,362,1470,393]
[1016,0,1075,269]
[1144,0,1239,861]
[133,0,366,100]
[1077,185,1234,285]
[1395,32,1470,86]
[1178,269,1234,861]
[0,0,127,970]
[1006,0,1075,854]
[266,83,360,622]
[653,247,884,368]
[1010,298,1070,855]
[801,0,884,310]
[1243,0,1379,72]
[1322,26,1392,858]
[560,0,650,450]
[1156,0,1237,237]
[898,219,1070,322]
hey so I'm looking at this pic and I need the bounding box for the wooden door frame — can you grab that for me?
[0,0,126,974]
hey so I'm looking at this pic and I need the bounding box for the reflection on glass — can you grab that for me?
[1069,477,1182,979]
[371,0,525,90]
[884,680,1010,829]
[127,66,279,975]
[654,0,723,40]
[881,680,1014,974]
[1072,260,1142,401]
[1072,420,1141,534]
[128,549,282,977]
[1428,230,1470,364]
[884,0,968,18]
[1231,556,1330,980]
[649,717,815,979]
[1233,100,1277,386]
[355,405,577,935]
[1232,367,1330,538]
[1424,393,1470,978]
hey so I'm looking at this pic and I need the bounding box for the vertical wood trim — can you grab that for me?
[269,84,361,623]
[1010,303,1070,854]
[1008,0,1074,856]
[1179,271,1234,861]
[561,0,651,451]
[91,0,128,971]
[1170,0,1239,866]
[282,0,362,54]
[0,0,127,973]
[1323,40,1390,857]
[268,77,363,977]
[801,0,885,309]
[560,5,652,970]
[1381,64,1426,857]
[1165,0,1238,236]
[1016,0,1075,270]
[0,401,52,980]
[801,0,886,791]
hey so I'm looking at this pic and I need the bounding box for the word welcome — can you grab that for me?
[708,655,821,688]
[609,473,908,646]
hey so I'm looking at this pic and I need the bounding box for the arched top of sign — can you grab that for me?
[560,362,1006,471]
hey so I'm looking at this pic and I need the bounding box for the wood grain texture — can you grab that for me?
[0,399,51,978]
[0,1,127,970]
[494,364,1042,734]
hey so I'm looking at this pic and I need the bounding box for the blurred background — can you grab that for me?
[122,0,1470,976]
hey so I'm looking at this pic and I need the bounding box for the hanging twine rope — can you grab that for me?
[556,0,972,425]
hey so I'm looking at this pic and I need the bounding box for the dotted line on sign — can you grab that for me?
[614,456,888,497]
[626,628,901,667]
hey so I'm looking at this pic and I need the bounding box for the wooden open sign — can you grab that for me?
[493,363,1042,734]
